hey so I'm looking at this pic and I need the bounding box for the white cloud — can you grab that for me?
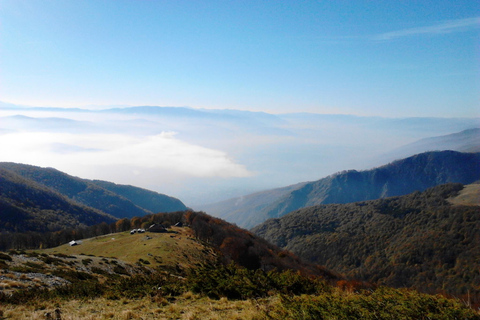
[0,131,252,179]
[374,16,480,40]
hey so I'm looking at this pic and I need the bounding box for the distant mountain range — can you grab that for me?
[375,128,480,166]
[0,163,186,232]
[2,102,479,205]
[201,151,480,228]
[252,183,480,298]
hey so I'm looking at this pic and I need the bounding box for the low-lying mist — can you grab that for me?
[0,104,478,206]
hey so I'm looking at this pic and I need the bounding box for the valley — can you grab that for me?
[0,130,479,318]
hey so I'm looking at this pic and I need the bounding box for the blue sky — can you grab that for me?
[1,0,479,117]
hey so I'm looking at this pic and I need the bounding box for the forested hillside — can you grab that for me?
[0,168,116,232]
[91,179,186,214]
[0,162,186,220]
[253,183,480,302]
[203,151,480,228]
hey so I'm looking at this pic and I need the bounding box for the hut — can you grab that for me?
[148,224,167,233]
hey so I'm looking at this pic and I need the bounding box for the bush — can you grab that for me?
[54,253,75,259]
[90,267,110,276]
[82,258,93,266]
[51,270,95,283]
[0,253,12,261]
[40,256,64,266]
[113,265,129,275]
[263,287,480,320]
[138,258,150,265]
[186,263,330,300]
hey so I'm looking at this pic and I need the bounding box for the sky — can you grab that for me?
[0,1,479,206]
[0,0,479,117]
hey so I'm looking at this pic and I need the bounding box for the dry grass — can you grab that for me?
[41,227,216,271]
[1,271,18,279]
[448,183,480,206]
[0,293,266,320]
[0,279,28,289]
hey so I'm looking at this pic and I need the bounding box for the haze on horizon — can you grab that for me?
[0,1,479,205]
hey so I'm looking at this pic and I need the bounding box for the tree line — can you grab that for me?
[0,211,185,252]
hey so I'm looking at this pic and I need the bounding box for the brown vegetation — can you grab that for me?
[253,183,480,307]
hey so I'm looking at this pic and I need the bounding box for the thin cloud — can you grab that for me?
[374,16,480,40]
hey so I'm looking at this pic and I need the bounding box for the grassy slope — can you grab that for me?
[2,287,478,320]
[1,225,479,318]
[1,294,263,320]
[42,226,216,270]
[448,183,480,206]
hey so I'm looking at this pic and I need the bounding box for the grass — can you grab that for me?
[2,289,479,319]
[448,183,480,206]
[41,227,216,271]
[0,293,264,320]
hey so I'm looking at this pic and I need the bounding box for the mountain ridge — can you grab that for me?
[375,128,480,165]
[201,151,480,228]
[0,162,187,232]
[0,167,116,232]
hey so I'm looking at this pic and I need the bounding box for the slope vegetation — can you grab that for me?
[0,168,116,232]
[253,183,480,302]
[91,179,186,214]
[0,210,478,319]
[43,226,217,272]
[0,210,336,279]
[0,162,186,223]
[203,151,480,228]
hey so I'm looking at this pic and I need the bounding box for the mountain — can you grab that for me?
[0,163,186,224]
[90,180,187,214]
[375,128,480,165]
[0,167,116,232]
[397,127,480,153]
[252,183,480,299]
[198,181,308,227]
[3,103,480,205]
[0,115,95,133]
[201,151,480,228]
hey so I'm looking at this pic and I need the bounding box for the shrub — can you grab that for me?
[113,265,129,275]
[90,267,109,276]
[53,253,75,259]
[51,270,95,283]
[186,263,330,300]
[138,258,150,265]
[40,256,64,266]
[82,258,93,266]
[263,287,480,320]
[0,253,12,261]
